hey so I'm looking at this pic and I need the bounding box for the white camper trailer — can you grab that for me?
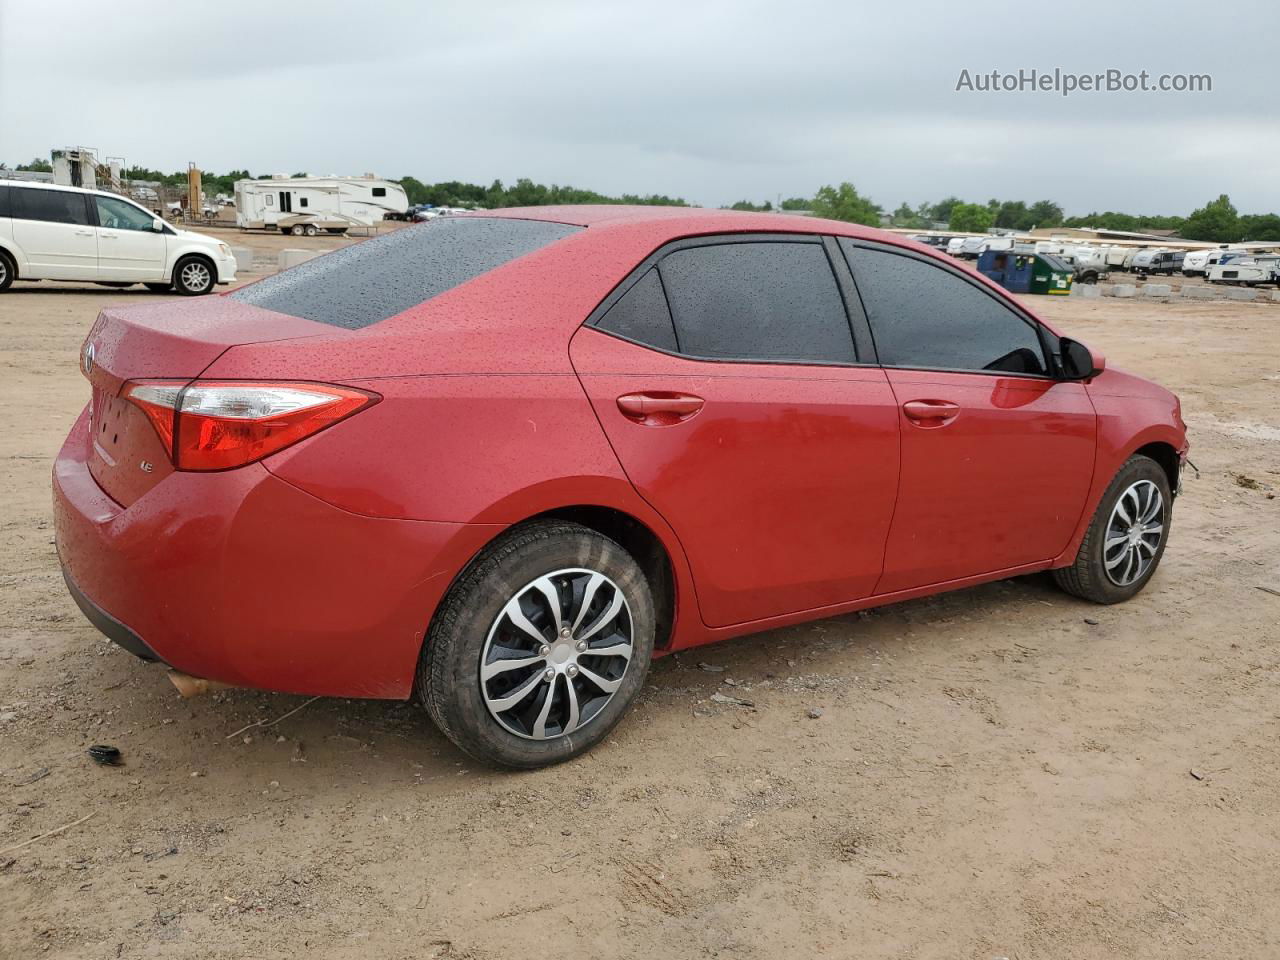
[234,176,408,235]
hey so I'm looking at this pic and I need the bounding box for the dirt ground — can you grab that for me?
[1,240,1278,959]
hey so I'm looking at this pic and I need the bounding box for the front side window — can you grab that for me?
[95,195,155,232]
[657,241,856,364]
[13,187,91,226]
[841,241,1047,376]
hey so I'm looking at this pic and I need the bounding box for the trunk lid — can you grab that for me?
[81,297,336,506]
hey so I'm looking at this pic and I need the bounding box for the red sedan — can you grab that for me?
[53,208,1189,767]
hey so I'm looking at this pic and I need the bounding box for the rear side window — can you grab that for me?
[231,217,581,328]
[12,187,91,226]
[841,241,1048,376]
[657,242,855,363]
[0,185,9,218]
[596,269,678,353]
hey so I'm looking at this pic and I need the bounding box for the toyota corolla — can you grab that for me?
[53,207,1189,767]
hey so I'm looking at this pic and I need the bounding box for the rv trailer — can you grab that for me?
[234,176,409,235]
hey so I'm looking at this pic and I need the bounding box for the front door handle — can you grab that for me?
[902,399,961,426]
[75,230,94,237]
[616,392,704,425]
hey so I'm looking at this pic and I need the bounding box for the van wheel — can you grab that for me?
[172,256,216,296]
[1052,455,1172,604]
[418,520,654,769]
[0,252,16,292]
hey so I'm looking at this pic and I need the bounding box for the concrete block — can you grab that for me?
[1139,283,1172,298]
[1072,283,1102,298]
[1180,285,1210,298]
[1270,290,1280,303]
[1108,283,1136,298]
[278,249,319,270]
[230,246,254,274]
[1227,287,1259,302]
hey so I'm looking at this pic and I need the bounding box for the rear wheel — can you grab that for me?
[304,223,318,237]
[1053,455,1172,604]
[0,252,16,292]
[290,224,306,236]
[172,256,216,296]
[418,520,654,769]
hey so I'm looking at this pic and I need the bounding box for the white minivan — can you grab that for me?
[0,181,237,295]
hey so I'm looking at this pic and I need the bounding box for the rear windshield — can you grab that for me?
[231,216,582,328]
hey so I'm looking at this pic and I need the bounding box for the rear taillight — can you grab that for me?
[124,380,378,471]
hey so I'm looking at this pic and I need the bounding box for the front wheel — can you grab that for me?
[0,253,17,292]
[1052,454,1172,604]
[172,256,216,296]
[418,520,654,768]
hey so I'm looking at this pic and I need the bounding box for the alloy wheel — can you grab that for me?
[480,568,633,740]
[181,262,211,292]
[1103,479,1165,586]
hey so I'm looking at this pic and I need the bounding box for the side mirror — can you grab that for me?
[151,218,165,232]
[1059,337,1105,380]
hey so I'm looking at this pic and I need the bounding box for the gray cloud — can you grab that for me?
[1,0,1275,214]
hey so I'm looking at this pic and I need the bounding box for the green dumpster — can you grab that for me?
[1030,253,1074,296]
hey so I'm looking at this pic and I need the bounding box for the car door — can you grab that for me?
[571,235,900,629]
[838,238,1097,595]
[9,187,97,280]
[92,194,168,281]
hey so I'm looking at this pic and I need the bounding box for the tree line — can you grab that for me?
[5,157,1276,242]
[726,184,1280,242]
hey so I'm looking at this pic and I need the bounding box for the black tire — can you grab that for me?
[418,520,654,769]
[144,282,172,293]
[304,224,318,237]
[171,256,216,296]
[0,251,16,292]
[1052,454,1172,604]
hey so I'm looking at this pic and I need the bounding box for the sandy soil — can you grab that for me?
[1,249,1278,959]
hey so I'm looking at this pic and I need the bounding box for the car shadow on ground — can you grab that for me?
[77,571,1077,786]
[6,284,173,296]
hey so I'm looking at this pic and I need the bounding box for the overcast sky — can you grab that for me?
[1,0,1275,215]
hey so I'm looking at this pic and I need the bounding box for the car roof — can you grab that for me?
[2,180,101,196]
[478,204,902,243]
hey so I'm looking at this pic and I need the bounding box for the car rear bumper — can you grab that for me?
[53,407,501,699]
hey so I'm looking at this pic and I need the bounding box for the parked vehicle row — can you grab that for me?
[54,207,1188,768]
[0,181,236,295]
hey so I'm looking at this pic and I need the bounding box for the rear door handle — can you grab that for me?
[617,392,704,424]
[75,230,94,237]
[902,399,961,425]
